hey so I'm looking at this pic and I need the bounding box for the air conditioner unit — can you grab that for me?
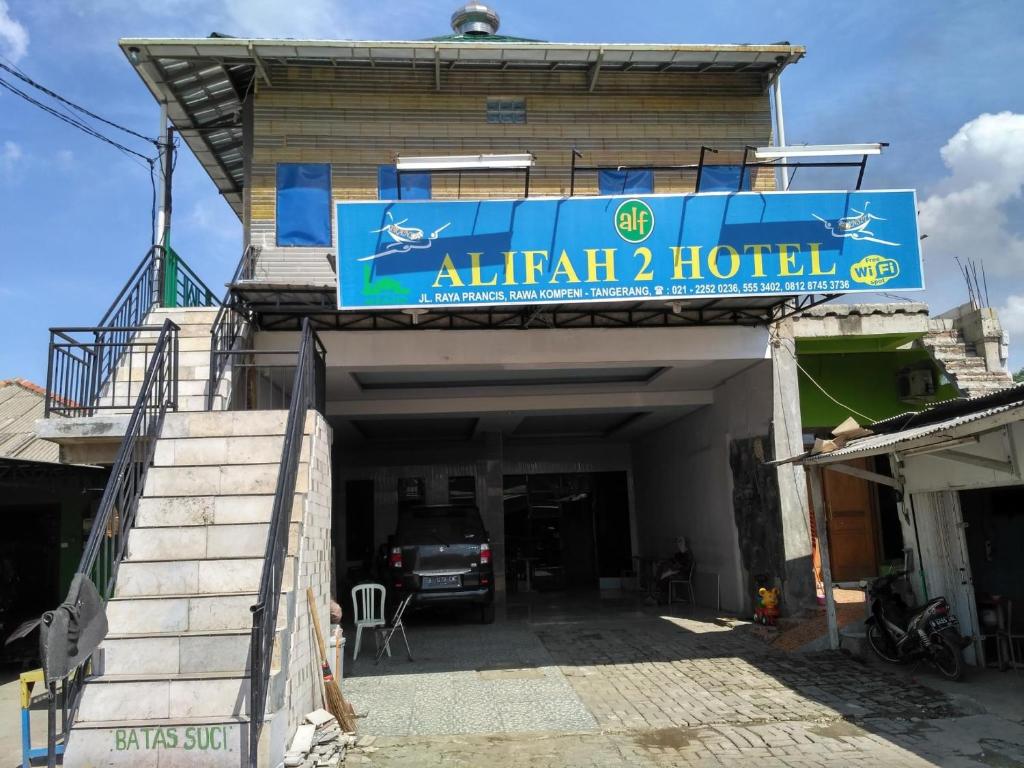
[897,367,935,400]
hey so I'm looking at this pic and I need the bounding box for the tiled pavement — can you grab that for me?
[343,598,1024,767]
[342,620,596,735]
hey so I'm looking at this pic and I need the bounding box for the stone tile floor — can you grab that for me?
[343,619,596,735]
[341,595,1024,767]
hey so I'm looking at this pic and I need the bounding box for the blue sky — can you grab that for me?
[1,0,1022,383]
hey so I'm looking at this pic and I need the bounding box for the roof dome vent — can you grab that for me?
[450,3,500,36]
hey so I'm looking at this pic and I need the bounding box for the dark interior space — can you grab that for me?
[872,456,906,565]
[343,479,375,584]
[503,472,631,592]
[960,485,1024,667]
[1,504,60,664]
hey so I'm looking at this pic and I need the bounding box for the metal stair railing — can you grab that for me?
[45,245,216,417]
[208,244,259,410]
[248,318,325,766]
[43,318,180,767]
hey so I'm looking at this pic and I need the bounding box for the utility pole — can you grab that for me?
[155,111,176,307]
[772,70,790,191]
[154,104,168,307]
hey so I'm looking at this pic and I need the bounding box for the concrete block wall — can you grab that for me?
[630,360,774,614]
[264,411,334,760]
[246,65,776,283]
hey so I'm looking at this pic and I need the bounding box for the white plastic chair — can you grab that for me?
[351,583,387,661]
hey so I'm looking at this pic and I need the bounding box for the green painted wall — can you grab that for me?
[797,349,958,428]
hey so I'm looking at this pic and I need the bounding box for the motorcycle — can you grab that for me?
[864,570,971,681]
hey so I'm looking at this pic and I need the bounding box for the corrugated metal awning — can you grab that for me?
[0,379,60,463]
[779,384,1024,466]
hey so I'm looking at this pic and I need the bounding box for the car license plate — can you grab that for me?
[931,615,951,629]
[421,574,461,590]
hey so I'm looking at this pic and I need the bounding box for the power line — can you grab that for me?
[770,324,878,424]
[0,74,154,166]
[0,60,158,147]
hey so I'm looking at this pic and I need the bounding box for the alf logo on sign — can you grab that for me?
[615,199,654,243]
[335,190,924,310]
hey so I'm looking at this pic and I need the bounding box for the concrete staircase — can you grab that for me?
[96,306,230,413]
[63,410,310,767]
[922,320,1012,398]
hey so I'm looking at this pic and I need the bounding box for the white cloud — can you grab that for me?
[0,139,22,178]
[54,148,74,170]
[999,294,1024,354]
[918,112,1024,278]
[0,0,28,61]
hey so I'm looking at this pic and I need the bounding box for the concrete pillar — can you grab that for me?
[771,319,816,614]
[807,466,838,649]
[477,432,506,594]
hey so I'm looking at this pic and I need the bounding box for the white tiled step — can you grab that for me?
[64,716,251,768]
[76,672,251,721]
[153,434,299,467]
[126,523,284,560]
[161,411,289,439]
[143,463,310,497]
[114,557,294,597]
[102,629,275,675]
[136,495,296,527]
[99,378,214,399]
[105,592,287,634]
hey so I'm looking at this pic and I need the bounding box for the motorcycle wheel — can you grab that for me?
[930,635,963,681]
[866,622,902,663]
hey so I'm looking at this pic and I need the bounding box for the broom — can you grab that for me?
[306,587,357,733]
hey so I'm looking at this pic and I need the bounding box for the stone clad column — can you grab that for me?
[477,431,505,594]
[771,318,815,614]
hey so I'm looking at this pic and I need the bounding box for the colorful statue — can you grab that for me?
[755,586,781,626]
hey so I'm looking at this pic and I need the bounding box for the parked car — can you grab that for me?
[386,504,495,623]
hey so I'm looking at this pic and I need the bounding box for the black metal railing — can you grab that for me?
[46,325,172,417]
[248,318,325,765]
[45,319,180,766]
[45,245,215,417]
[207,244,259,410]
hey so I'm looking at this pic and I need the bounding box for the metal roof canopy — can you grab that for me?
[225,281,836,331]
[119,37,804,217]
[781,384,1024,468]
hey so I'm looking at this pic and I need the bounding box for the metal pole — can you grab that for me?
[808,466,839,649]
[153,104,168,308]
[570,148,579,197]
[772,73,790,190]
[154,103,167,247]
[695,145,717,193]
[737,146,752,193]
[160,125,176,307]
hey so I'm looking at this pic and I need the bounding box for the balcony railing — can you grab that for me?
[45,245,216,417]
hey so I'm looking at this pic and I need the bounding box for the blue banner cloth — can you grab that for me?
[336,190,923,310]
[276,163,332,246]
[698,165,752,192]
[378,165,432,200]
[598,169,654,195]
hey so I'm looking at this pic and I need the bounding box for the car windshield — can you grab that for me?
[398,507,485,542]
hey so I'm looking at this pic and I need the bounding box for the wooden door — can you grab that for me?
[822,459,880,581]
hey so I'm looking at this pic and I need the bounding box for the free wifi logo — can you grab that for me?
[850,255,900,286]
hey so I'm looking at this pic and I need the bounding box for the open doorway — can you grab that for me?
[503,472,631,593]
[959,486,1024,666]
[343,479,375,584]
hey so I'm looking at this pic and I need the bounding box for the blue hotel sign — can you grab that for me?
[335,190,922,310]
